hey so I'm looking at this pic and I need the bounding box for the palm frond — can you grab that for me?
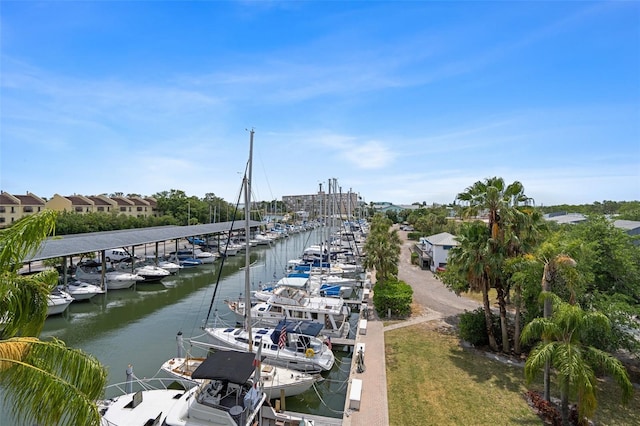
[0,210,57,272]
[0,338,107,426]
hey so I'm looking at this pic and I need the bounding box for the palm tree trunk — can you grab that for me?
[561,379,570,426]
[496,285,510,353]
[482,281,498,351]
[542,262,553,402]
[513,285,521,355]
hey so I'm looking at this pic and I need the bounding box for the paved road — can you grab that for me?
[395,228,480,325]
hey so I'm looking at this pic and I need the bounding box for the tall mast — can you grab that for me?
[245,129,254,351]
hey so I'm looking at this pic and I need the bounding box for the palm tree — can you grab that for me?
[445,221,498,351]
[503,207,547,355]
[456,177,533,353]
[363,214,401,281]
[521,294,633,426]
[0,210,108,426]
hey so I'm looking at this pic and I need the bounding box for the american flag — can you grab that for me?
[278,327,286,349]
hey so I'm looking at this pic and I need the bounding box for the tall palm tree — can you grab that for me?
[503,207,547,355]
[363,214,401,282]
[521,294,633,426]
[0,210,108,426]
[445,221,498,351]
[456,177,533,353]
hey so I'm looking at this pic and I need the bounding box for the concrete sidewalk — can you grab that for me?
[341,310,389,426]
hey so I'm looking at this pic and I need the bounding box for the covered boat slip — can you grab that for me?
[22,221,263,263]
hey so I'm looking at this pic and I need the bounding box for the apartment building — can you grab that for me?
[0,191,46,227]
[0,192,158,228]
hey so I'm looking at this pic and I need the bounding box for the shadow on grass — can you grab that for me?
[446,345,526,394]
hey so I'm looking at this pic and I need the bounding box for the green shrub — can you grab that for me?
[373,277,413,318]
[458,308,494,347]
[407,231,421,240]
[410,252,419,265]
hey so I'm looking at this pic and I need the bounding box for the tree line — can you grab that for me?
[364,177,637,425]
[53,189,286,235]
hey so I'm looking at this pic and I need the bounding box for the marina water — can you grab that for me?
[1,226,356,423]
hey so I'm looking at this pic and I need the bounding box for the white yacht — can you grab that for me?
[99,350,313,426]
[227,285,351,338]
[194,319,334,373]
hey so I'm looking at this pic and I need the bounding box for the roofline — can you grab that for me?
[25,221,263,262]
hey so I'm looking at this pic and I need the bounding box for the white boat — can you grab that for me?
[47,289,74,316]
[156,259,183,274]
[193,248,218,264]
[227,285,351,338]
[173,247,218,264]
[255,274,354,300]
[196,319,335,373]
[191,132,334,375]
[160,354,319,399]
[75,261,144,290]
[167,252,204,268]
[254,233,274,246]
[57,280,104,301]
[99,350,313,426]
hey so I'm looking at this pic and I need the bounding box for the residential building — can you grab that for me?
[283,190,360,219]
[414,232,458,272]
[0,191,46,227]
[86,195,118,214]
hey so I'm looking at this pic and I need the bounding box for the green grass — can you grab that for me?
[385,323,640,426]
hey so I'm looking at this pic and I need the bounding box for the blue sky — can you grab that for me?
[1,1,638,207]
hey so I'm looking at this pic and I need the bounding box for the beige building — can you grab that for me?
[0,192,159,228]
[282,190,360,219]
[0,191,46,227]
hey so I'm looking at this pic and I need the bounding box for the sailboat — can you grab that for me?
[99,131,315,426]
[190,132,335,374]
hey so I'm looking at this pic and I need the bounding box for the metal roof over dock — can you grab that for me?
[25,221,262,262]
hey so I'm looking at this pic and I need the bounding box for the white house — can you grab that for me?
[417,232,458,272]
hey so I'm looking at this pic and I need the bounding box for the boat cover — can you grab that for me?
[191,350,261,383]
[270,319,323,345]
[276,276,309,287]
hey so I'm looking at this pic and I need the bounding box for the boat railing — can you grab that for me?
[102,376,196,399]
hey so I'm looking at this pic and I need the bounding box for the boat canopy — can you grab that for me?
[276,276,309,287]
[191,350,262,383]
[270,319,324,345]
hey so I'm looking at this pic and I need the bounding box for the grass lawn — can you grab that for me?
[385,322,640,426]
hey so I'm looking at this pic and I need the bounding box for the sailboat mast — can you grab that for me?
[245,129,254,351]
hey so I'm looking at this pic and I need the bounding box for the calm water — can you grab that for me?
[1,227,357,423]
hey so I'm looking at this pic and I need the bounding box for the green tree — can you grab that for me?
[0,210,107,426]
[363,214,401,281]
[521,295,633,425]
[441,221,498,351]
[456,177,533,353]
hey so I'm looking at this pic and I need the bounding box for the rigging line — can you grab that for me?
[310,382,348,415]
[320,376,350,393]
[178,175,247,337]
[202,164,250,327]
[256,148,276,202]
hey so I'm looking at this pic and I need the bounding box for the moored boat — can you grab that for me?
[98,350,314,426]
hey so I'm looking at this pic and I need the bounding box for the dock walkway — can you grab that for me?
[341,283,388,426]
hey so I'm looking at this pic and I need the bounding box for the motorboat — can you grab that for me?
[227,285,351,338]
[117,260,171,282]
[156,258,183,274]
[167,252,204,268]
[75,261,144,290]
[160,354,320,399]
[195,319,335,373]
[99,350,313,426]
[254,274,354,300]
[57,279,104,301]
[47,288,74,316]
